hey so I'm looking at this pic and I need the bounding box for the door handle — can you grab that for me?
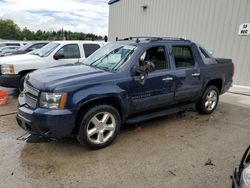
[192,73,200,77]
[162,77,173,81]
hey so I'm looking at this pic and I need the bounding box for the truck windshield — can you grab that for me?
[31,42,59,57]
[83,43,137,72]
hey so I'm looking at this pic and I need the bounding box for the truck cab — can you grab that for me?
[16,37,234,149]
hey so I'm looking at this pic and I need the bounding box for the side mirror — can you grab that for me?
[135,61,155,75]
[134,61,155,84]
[54,53,64,60]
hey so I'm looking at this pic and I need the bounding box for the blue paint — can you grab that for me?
[16,39,234,138]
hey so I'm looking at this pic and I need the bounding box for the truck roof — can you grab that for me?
[116,37,193,46]
[52,40,106,45]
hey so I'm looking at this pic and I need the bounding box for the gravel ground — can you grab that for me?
[0,93,249,188]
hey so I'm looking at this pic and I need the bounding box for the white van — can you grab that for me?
[0,40,105,90]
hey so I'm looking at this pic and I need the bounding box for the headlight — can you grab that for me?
[241,166,250,188]
[1,64,14,74]
[40,92,67,109]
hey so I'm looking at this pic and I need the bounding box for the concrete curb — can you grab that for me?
[228,91,250,97]
[229,85,250,96]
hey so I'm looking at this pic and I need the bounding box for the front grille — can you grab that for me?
[24,83,39,109]
[25,93,38,109]
[25,83,39,97]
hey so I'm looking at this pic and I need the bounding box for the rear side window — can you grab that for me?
[6,43,20,46]
[173,46,195,68]
[56,44,80,59]
[83,44,100,58]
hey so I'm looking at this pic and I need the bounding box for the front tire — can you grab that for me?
[77,104,121,150]
[196,86,219,114]
[19,76,25,92]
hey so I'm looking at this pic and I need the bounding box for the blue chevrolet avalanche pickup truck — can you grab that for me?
[16,37,234,149]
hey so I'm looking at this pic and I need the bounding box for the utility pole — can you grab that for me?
[62,26,65,40]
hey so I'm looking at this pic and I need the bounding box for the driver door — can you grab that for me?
[129,45,175,114]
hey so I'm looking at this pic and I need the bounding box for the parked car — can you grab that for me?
[0,46,20,57]
[8,41,49,56]
[0,41,105,91]
[232,146,250,188]
[16,37,234,149]
[0,41,26,48]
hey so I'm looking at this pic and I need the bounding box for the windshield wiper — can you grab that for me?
[89,47,122,67]
[111,50,134,72]
[88,53,110,67]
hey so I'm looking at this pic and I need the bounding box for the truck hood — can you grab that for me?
[27,64,111,91]
[0,54,42,65]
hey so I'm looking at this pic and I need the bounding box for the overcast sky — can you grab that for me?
[0,0,109,36]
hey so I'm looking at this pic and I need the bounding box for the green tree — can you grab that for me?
[35,30,43,40]
[0,19,22,40]
[22,27,35,40]
[0,19,104,41]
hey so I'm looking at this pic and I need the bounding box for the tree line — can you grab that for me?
[0,19,104,41]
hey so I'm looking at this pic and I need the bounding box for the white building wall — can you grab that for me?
[109,0,250,87]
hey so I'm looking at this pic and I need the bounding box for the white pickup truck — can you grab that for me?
[0,40,105,90]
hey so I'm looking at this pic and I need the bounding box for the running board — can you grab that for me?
[126,103,195,124]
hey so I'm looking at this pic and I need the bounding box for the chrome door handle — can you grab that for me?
[162,77,173,81]
[192,73,200,77]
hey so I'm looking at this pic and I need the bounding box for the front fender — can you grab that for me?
[70,84,128,118]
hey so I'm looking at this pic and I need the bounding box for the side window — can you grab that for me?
[31,43,46,49]
[6,43,20,46]
[136,46,168,71]
[199,47,210,59]
[83,44,100,58]
[173,46,195,68]
[56,44,80,59]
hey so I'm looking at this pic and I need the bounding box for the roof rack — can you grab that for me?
[119,36,187,43]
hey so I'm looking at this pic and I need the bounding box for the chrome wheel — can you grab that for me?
[87,112,116,144]
[205,90,218,111]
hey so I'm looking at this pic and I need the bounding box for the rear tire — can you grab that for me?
[77,104,121,150]
[196,86,219,114]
